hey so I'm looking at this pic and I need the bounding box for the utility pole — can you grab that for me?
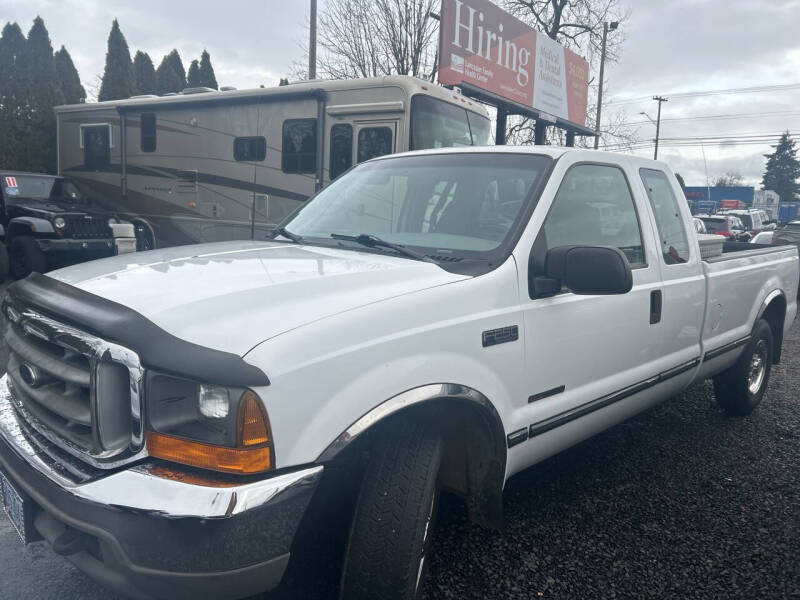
[653,95,668,160]
[309,0,317,80]
[594,21,618,150]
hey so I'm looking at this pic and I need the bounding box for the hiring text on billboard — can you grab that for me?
[438,0,589,128]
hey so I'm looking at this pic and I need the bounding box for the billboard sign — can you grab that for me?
[438,0,589,128]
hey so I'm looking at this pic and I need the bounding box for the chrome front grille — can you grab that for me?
[2,302,145,468]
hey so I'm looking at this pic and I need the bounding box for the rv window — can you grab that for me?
[234,136,267,162]
[141,113,156,152]
[357,127,393,163]
[329,124,353,180]
[282,119,317,174]
[82,125,110,170]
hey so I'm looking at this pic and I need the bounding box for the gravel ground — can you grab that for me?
[0,281,798,598]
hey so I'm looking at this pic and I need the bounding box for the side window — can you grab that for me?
[542,164,645,266]
[282,119,317,174]
[233,136,266,162]
[639,169,690,264]
[141,113,156,152]
[329,124,353,180]
[357,127,393,163]
[82,125,111,170]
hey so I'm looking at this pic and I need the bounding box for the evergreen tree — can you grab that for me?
[98,19,135,101]
[762,132,800,203]
[674,173,686,188]
[197,49,218,89]
[132,50,156,94]
[0,22,28,170]
[54,46,85,104]
[24,17,64,173]
[186,59,201,87]
[165,49,185,87]
[155,54,184,94]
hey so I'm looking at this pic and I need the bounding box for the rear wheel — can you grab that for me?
[9,236,47,279]
[0,243,9,283]
[713,318,773,416]
[340,418,443,600]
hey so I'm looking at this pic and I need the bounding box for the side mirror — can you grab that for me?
[533,245,633,297]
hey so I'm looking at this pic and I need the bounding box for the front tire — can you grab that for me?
[713,318,773,416]
[9,236,47,279]
[340,418,443,600]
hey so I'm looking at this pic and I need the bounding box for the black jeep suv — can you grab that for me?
[0,172,125,279]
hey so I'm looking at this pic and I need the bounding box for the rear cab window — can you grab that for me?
[639,169,690,264]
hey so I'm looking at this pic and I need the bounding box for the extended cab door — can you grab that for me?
[636,167,705,376]
[509,156,666,472]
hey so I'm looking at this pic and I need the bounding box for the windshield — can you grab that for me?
[2,175,85,202]
[410,95,492,150]
[736,214,753,229]
[701,218,727,233]
[284,153,551,257]
[3,175,57,200]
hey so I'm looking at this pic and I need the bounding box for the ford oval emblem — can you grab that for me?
[19,363,40,387]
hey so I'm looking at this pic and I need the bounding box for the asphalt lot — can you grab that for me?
[0,276,797,599]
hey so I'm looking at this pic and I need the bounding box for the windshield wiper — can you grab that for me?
[331,233,435,263]
[272,226,304,244]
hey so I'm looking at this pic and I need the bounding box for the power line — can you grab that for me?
[606,82,800,106]
[627,109,800,126]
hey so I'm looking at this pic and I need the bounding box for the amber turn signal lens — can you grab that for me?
[146,431,272,474]
[239,390,272,447]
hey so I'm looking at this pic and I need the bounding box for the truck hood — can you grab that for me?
[48,241,468,356]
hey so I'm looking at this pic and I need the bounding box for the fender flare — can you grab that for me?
[755,288,787,364]
[317,383,506,463]
[8,217,54,236]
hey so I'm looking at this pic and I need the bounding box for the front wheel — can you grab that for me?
[9,236,47,279]
[713,318,773,416]
[340,418,443,600]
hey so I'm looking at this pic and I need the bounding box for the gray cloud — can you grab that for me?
[5,0,800,190]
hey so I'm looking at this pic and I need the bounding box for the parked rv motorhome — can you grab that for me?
[55,76,492,248]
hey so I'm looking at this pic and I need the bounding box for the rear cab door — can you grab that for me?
[636,164,706,383]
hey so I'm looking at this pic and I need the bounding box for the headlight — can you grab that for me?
[145,372,273,474]
[53,217,67,229]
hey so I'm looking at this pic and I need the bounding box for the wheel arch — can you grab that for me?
[757,290,786,364]
[317,383,507,528]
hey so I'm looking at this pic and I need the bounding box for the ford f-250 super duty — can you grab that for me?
[0,147,797,600]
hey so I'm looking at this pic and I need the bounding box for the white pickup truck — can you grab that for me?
[0,147,797,600]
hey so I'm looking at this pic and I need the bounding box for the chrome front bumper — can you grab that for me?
[0,374,323,599]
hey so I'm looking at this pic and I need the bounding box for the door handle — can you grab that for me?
[650,290,662,325]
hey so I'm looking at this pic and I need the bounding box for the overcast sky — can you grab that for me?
[4,0,800,189]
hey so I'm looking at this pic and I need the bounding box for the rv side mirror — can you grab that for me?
[540,245,633,296]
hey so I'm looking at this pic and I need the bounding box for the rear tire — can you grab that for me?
[9,236,47,279]
[713,318,773,416]
[0,243,9,283]
[340,418,443,600]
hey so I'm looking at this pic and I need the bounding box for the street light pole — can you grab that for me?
[309,0,317,80]
[594,21,618,150]
[652,95,668,160]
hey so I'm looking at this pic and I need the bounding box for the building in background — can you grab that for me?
[684,186,755,215]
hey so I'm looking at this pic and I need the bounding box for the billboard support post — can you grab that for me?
[496,107,507,145]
